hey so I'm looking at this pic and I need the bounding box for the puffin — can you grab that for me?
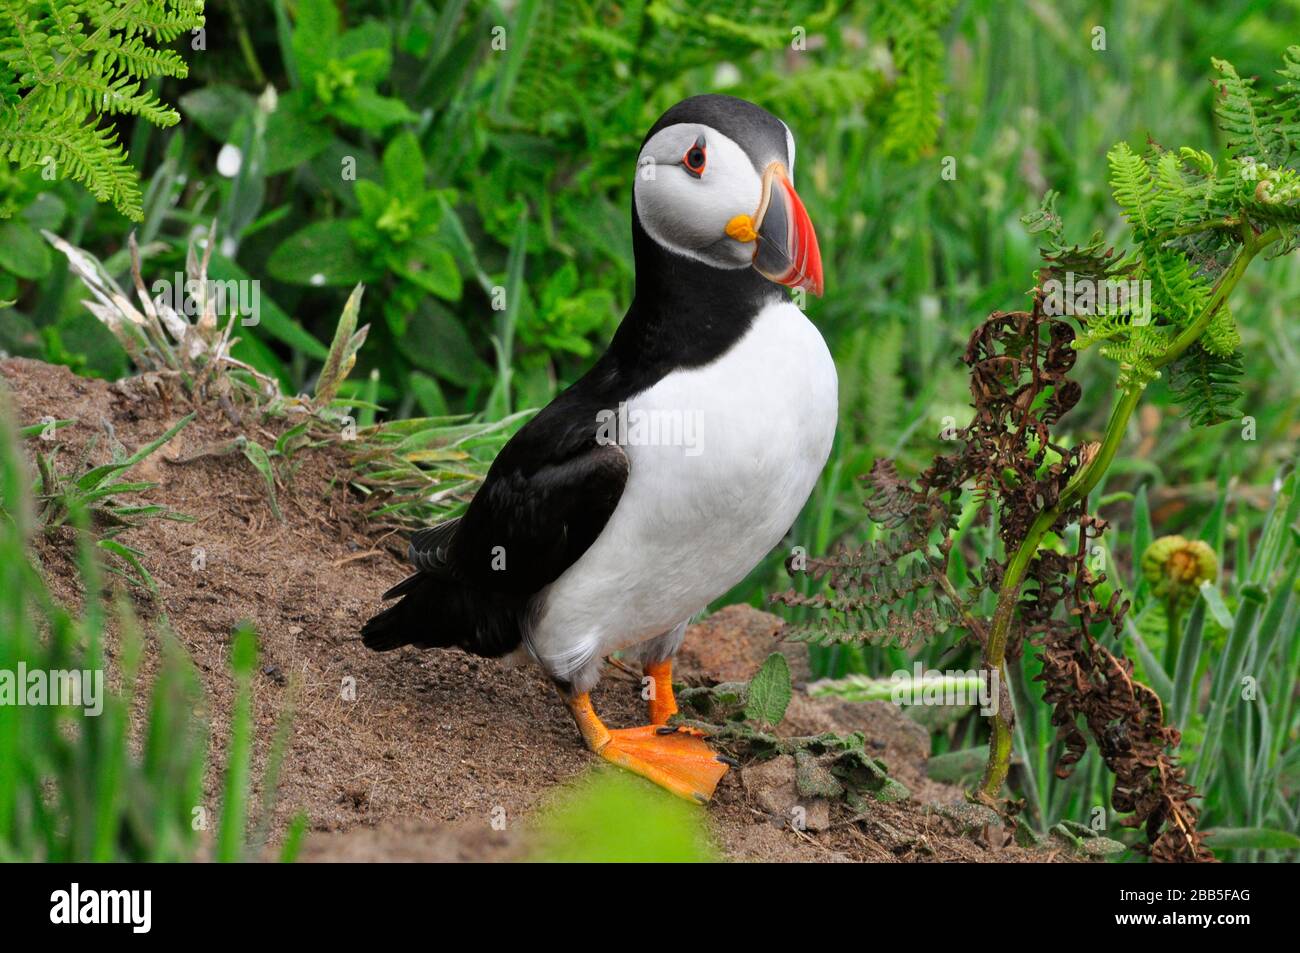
[362,94,836,803]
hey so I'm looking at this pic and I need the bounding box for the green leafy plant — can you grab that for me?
[0,0,206,220]
[158,0,956,419]
[1129,476,1300,859]
[0,166,64,296]
[286,0,415,135]
[268,131,463,331]
[28,410,193,591]
[1024,50,1300,428]
[673,652,911,807]
[0,403,299,861]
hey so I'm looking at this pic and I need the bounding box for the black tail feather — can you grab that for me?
[360,571,522,657]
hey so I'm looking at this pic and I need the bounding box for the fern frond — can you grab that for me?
[1212,56,1290,165]
[1201,300,1240,357]
[782,602,956,648]
[1166,344,1245,426]
[1144,247,1211,328]
[0,0,204,220]
[1097,135,1251,376]
[1273,43,1300,152]
[59,66,180,126]
[1097,327,1173,374]
[113,0,201,43]
[1026,190,1136,288]
[876,0,952,159]
[0,105,139,211]
[83,30,190,80]
[1239,161,1300,226]
[1108,142,1161,234]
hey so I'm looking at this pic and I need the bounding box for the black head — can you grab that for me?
[631,94,822,302]
[641,94,795,175]
[602,95,823,377]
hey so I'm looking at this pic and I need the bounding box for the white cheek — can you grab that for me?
[635,154,761,266]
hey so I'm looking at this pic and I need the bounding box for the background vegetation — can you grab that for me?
[2,0,1298,859]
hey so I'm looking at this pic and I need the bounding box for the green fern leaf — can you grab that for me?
[877,0,952,159]
[1166,344,1245,427]
[61,66,179,126]
[1212,56,1289,165]
[0,0,204,220]
[1109,142,1161,234]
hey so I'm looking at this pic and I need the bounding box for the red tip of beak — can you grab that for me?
[753,170,824,298]
[782,177,824,297]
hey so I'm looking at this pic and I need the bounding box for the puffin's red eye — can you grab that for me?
[682,135,707,177]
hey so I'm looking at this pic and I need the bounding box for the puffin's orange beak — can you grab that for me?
[751,162,824,297]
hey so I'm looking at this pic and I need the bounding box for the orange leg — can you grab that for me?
[645,658,678,725]
[565,691,728,804]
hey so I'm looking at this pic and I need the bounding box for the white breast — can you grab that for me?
[527,299,838,683]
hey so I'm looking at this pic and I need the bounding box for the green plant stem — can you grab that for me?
[1153,226,1280,370]
[231,0,268,87]
[1164,603,1184,673]
[976,227,1280,801]
[976,382,1142,798]
[1152,217,1241,242]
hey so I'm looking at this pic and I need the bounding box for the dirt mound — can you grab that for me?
[3,357,1071,862]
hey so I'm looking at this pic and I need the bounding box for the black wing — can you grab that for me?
[445,436,630,594]
[364,440,628,656]
[406,517,461,577]
[364,377,631,657]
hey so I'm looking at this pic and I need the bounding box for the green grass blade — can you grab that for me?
[96,539,158,594]
[1204,827,1300,851]
[1171,597,1206,732]
[216,625,257,862]
[240,439,283,520]
[278,812,309,862]
[1125,618,1174,701]
[1131,483,1153,600]
[74,412,195,491]
[1195,586,1266,790]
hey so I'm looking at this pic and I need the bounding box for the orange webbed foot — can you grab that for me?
[565,690,729,804]
[600,725,730,804]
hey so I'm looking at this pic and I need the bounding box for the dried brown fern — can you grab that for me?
[773,292,1213,861]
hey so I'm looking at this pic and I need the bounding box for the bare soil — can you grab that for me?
[3,357,1072,862]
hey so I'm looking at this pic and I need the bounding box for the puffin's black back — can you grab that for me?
[361,95,790,658]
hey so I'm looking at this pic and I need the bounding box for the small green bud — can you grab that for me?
[1142,535,1218,609]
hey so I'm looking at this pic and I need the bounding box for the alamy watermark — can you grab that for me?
[0,663,103,716]
[151,272,261,327]
[891,662,999,716]
[1042,271,1152,324]
[595,402,704,456]
[50,883,150,933]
